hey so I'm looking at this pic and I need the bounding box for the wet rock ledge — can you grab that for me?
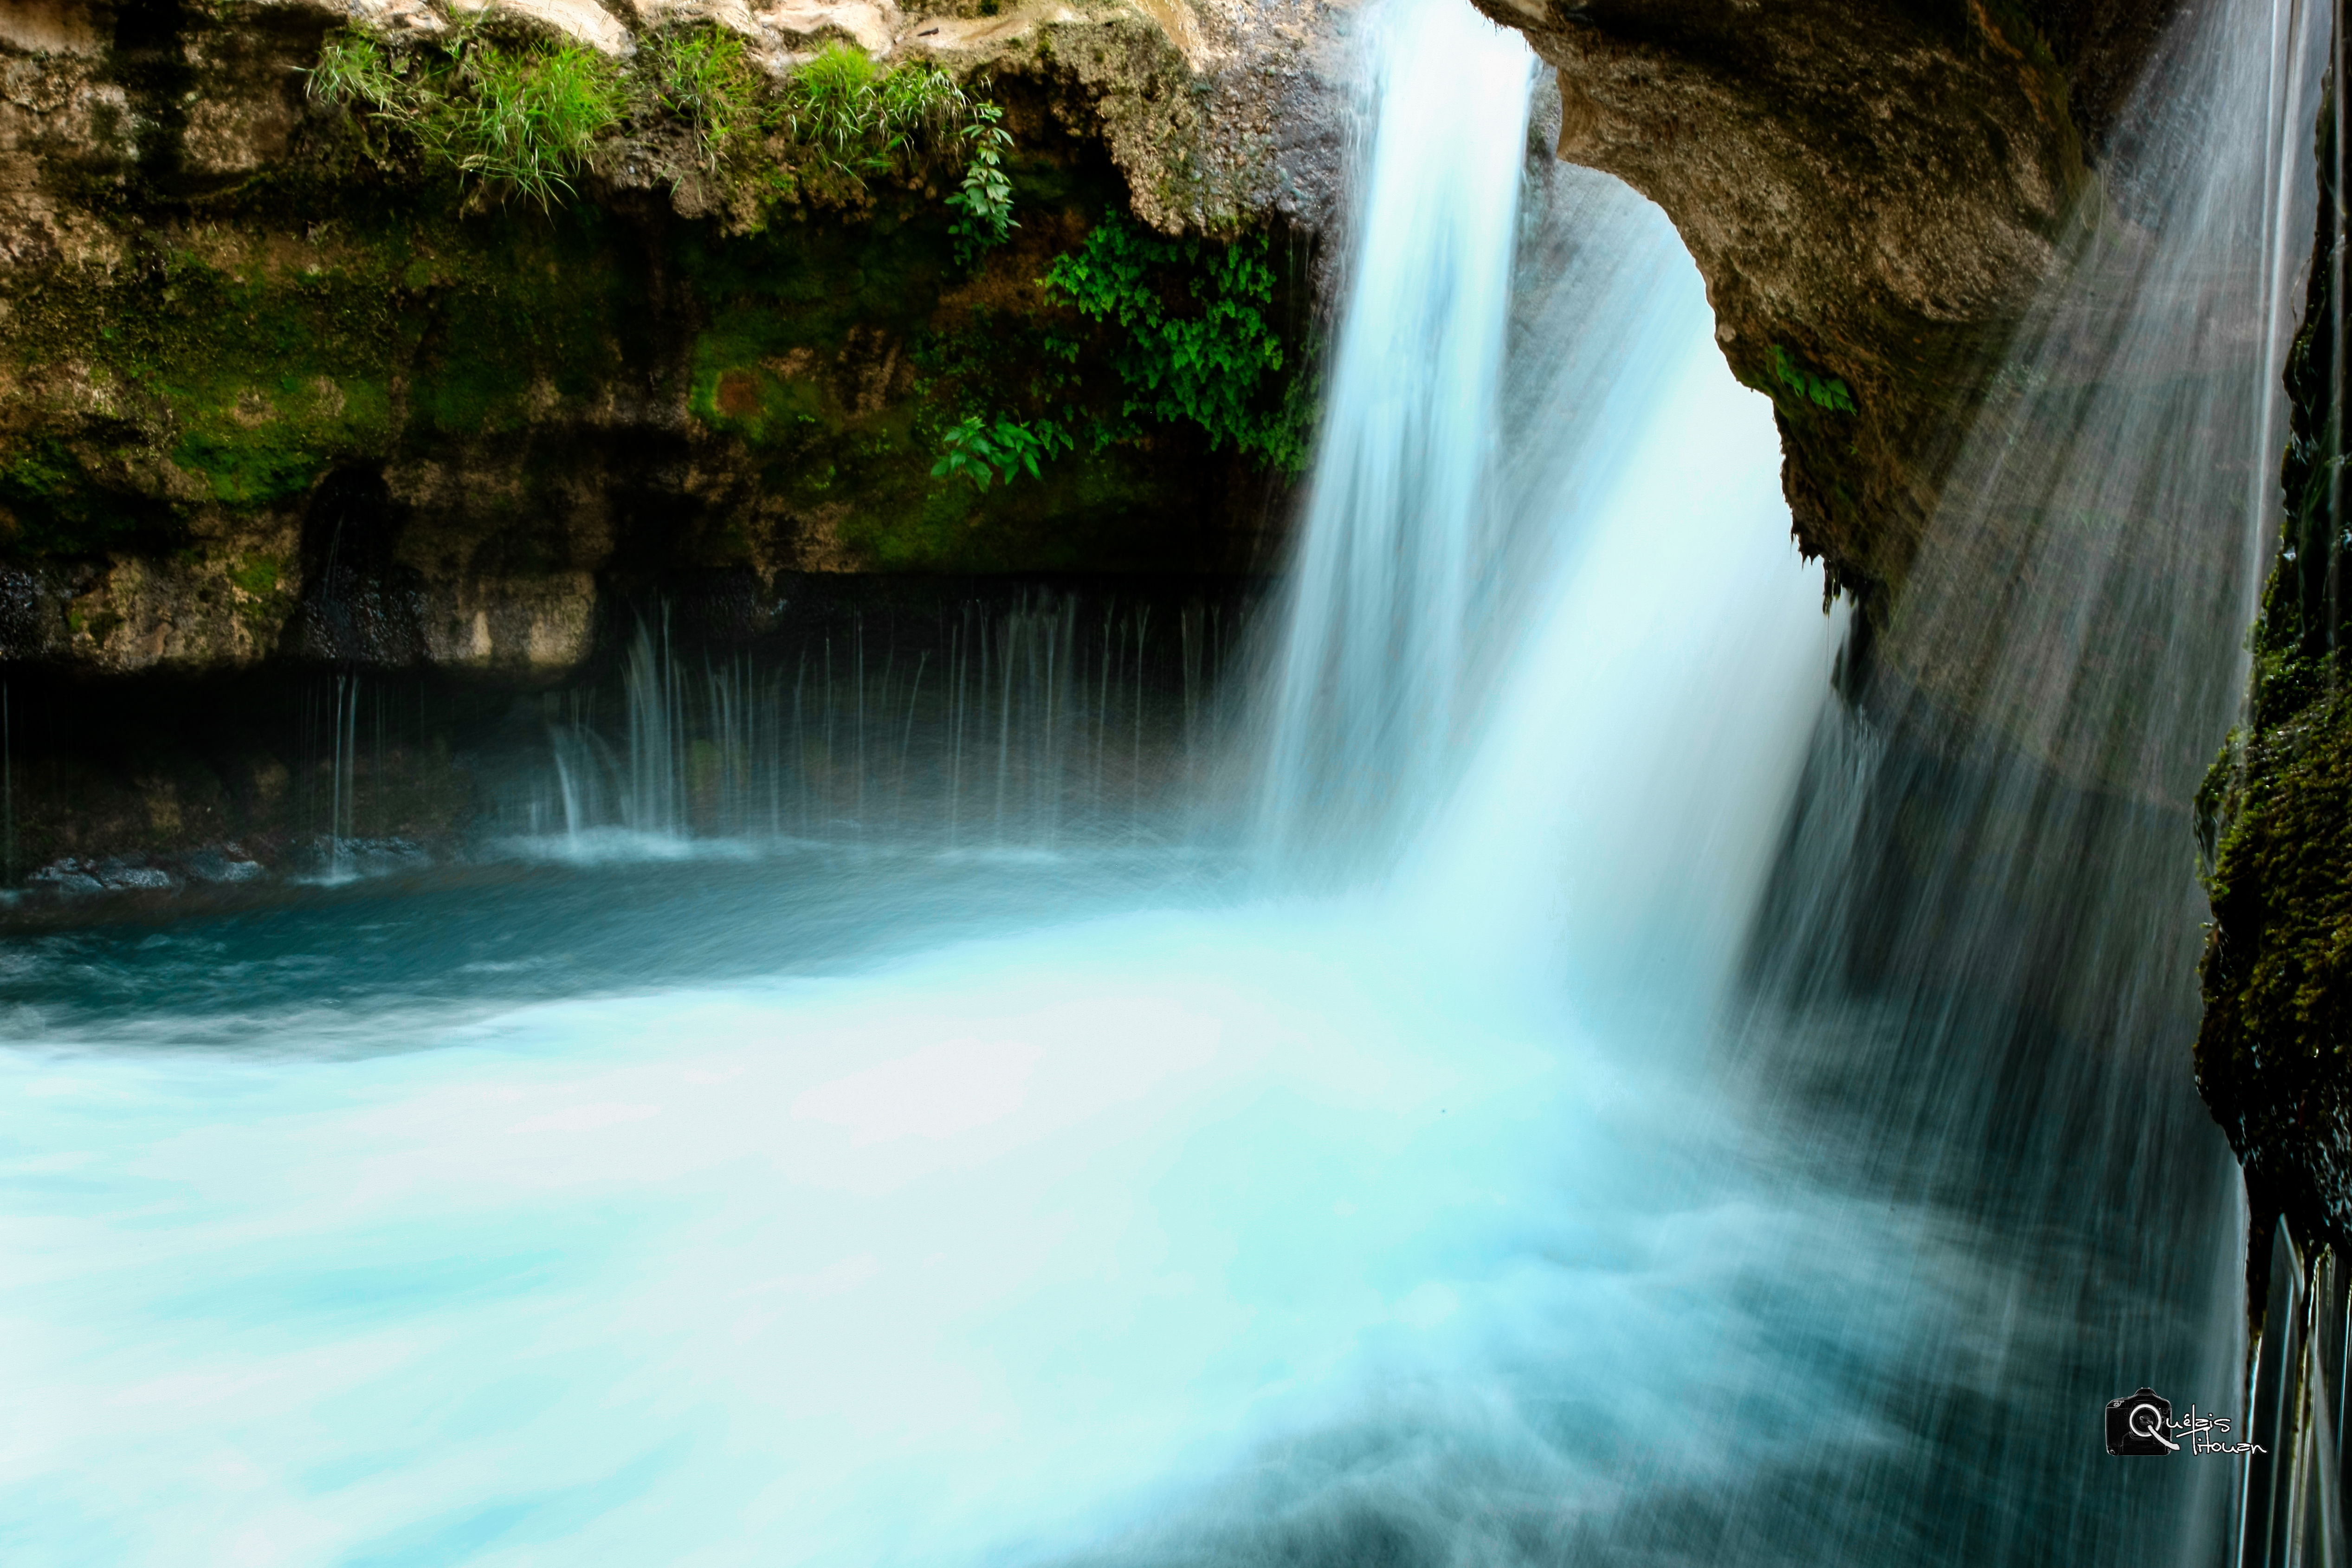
[0,0,1343,681]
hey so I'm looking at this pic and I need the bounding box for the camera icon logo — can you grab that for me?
[2106,1388,2179,1455]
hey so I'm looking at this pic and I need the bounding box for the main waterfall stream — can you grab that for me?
[0,0,2315,1562]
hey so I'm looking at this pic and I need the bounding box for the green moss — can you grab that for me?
[67,603,124,645]
[0,437,162,555]
[2199,686,2352,1144]
[0,97,1280,576]
[227,551,293,638]
[227,554,281,597]
[0,218,421,534]
[170,433,325,505]
[691,358,827,450]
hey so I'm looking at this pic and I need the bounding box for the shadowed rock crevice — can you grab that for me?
[294,464,427,666]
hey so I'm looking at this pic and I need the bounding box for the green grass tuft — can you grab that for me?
[433,35,624,208]
[307,31,407,115]
[776,44,967,191]
[648,26,759,171]
[306,22,988,220]
[782,42,883,155]
[306,21,623,209]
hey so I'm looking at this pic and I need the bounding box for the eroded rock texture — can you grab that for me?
[1472,0,2183,603]
[0,0,1344,679]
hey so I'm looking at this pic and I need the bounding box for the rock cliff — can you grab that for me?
[1474,0,2184,606]
[0,0,1342,679]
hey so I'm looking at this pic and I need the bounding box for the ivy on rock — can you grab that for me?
[946,105,1018,266]
[923,212,1312,491]
[1040,213,1308,472]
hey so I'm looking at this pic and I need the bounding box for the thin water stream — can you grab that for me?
[0,0,2318,1562]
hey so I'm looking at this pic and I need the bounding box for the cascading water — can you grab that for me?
[1255,0,1532,874]
[496,594,1237,857]
[0,0,2318,1563]
[1719,0,2329,1560]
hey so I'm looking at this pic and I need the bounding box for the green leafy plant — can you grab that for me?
[946,103,1016,265]
[1038,211,1306,471]
[1767,343,1858,414]
[648,26,758,171]
[931,413,1072,489]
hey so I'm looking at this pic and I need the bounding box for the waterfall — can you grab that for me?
[0,0,2330,1562]
[624,616,686,839]
[1254,0,1835,1007]
[1398,179,1836,1004]
[1254,0,1533,876]
[1727,0,2331,1559]
[322,671,362,881]
[503,595,1234,858]
[6,679,16,886]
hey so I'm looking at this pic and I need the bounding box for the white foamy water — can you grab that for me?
[3,895,1928,1566]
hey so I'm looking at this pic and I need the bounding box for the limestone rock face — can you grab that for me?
[906,0,1348,234]
[0,0,1349,679]
[1472,0,2182,603]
